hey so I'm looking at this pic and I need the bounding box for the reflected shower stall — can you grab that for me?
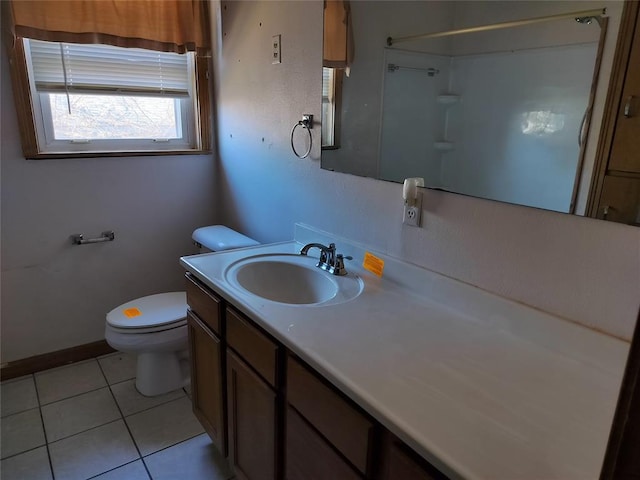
[379,8,605,213]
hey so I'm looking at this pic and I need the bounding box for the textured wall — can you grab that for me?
[215,1,639,340]
[1,43,218,362]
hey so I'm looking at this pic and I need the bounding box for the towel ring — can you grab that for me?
[291,114,313,159]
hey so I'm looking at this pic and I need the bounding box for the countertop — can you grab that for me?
[180,238,628,480]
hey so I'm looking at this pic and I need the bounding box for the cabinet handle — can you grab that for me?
[624,96,635,118]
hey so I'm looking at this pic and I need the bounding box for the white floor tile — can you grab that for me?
[126,397,204,456]
[0,446,52,480]
[49,420,139,480]
[41,387,121,442]
[91,459,150,479]
[35,360,107,405]
[0,408,46,459]
[144,434,232,480]
[111,379,185,417]
[98,352,138,385]
[1,375,39,417]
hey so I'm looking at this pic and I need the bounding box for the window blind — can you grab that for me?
[322,67,333,103]
[27,39,191,97]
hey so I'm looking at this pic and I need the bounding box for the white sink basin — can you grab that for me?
[224,254,363,306]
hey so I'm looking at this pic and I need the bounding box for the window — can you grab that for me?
[321,67,343,149]
[15,39,208,157]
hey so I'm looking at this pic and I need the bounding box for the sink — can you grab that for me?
[224,254,363,306]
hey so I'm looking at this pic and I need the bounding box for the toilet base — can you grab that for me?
[135,350,190,397]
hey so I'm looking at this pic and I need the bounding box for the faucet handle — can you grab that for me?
[326,243,337,264]
[333,253,353,276]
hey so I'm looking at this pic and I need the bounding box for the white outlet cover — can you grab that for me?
[403,193,422,228]
[272,34,281,64]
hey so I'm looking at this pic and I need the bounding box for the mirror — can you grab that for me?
[321,1,610,215]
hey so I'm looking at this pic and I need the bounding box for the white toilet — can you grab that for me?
[105,226,258,396]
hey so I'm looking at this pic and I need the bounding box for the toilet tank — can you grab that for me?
[192,226,259,253]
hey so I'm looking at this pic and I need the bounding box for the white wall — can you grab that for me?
[215,1,639,341]
[0,42,218,362]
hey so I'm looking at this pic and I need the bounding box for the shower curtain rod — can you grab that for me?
[387,8,606,46]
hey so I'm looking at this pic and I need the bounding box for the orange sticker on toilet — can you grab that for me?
[123,308,142,318]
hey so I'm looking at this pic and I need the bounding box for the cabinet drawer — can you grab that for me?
[286,406,361,480]
[186,274,222,335]
[287,356,373,474]
[226,307,278,387]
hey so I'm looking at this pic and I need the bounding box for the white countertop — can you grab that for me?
[180,237,628,480]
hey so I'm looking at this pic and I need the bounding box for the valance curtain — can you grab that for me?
[8,0,211,55]
[323,0,354,69]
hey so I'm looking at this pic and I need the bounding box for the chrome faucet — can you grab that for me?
[300,242,352,276]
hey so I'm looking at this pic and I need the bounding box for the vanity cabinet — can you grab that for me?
[589,1,640,225]
[286,405,361,480]
[286,355,373,478]
[226,307,279,387]
[227,350,278,480]
[186,274,226,455]
[226,306,281,480]
[377,433,448,480]
[185,274,449,480]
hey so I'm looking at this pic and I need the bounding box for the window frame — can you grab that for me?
[7,38,212,159]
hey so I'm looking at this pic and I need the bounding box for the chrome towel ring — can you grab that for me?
[291,114,313,159]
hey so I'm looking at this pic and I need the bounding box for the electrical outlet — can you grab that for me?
[403,193,422,227]
[272,34,281,64]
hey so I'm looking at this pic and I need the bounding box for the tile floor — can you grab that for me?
[1,353,234,480]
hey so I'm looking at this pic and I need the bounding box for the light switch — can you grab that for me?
[272,34,281,64]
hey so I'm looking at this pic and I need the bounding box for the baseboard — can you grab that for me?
[0,340,116,381]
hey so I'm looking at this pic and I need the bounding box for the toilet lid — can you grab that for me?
[192,225,259,251]
[106,292,187,329]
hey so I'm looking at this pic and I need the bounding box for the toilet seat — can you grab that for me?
[106,319,187,334]
[106,292,187,332]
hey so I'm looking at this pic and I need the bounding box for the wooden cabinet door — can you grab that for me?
[378,434,448,480]
[285,406,361,480]
[286,356,373,475]
[187,311,226,455]
[609,6,640,174]
[227,350,277,480]
[588,2,640,220]
[384,443,439,480]
[597,175,640,225]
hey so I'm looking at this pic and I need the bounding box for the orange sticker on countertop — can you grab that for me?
[123,308,142,318]
[363,252,384,277]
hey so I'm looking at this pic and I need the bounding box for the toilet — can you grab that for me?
[105,226,259,396]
